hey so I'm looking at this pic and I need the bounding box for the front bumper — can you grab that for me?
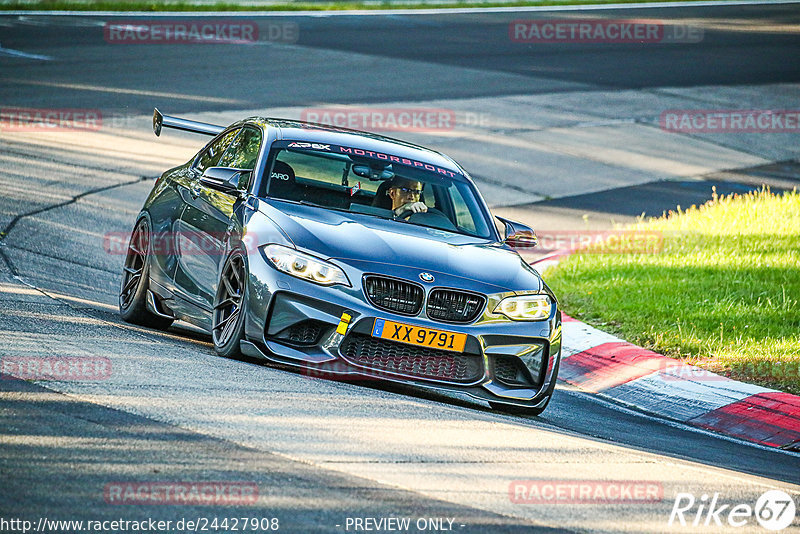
[242,266,561,407]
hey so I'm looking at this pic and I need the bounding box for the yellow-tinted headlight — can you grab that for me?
[494,294,552,321]
[263,244,350,287]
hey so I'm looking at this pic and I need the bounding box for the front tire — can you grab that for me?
[119,218,173,330]
[212,251,247,358]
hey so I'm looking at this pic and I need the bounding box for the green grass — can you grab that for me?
[0,0,736,12]
[546,188,800,395]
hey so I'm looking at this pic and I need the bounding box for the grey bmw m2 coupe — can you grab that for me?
[119,109,562,414]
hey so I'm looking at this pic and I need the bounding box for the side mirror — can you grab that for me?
[496,215,538,248]
[200,167,250,197]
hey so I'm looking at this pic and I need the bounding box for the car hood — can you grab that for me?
[258,200,542,293]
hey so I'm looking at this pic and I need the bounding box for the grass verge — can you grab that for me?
[0,0,738,12]
[546,188,800,395]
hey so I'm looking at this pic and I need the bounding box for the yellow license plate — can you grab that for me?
[371,318,467,352]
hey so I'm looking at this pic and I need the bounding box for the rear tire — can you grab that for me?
[212,251,248,358]
[119,218,174,330]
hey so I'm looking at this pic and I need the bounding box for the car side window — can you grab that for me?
[448,182,479,235]
[217,127,262,170]
[194,128,241,173]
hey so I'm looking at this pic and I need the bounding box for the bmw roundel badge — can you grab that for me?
[419,272,435,283]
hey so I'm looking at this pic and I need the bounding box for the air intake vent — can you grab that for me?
[492,356,535,387]
[426,289,485,323]
[363,276,423,316]
[340,333,483,384]
[269,320,326,346]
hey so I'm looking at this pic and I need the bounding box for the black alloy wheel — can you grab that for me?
[119,218,173,329]
[212,251,247,357]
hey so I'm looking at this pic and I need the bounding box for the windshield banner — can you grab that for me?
[281,140,463,179]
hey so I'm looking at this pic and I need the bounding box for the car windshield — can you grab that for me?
[259,142,494,239]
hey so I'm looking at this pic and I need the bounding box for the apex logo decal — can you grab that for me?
[419,272,435,283]
[287,142,330,150]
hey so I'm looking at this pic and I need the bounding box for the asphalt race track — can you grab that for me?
[1,2,800,533]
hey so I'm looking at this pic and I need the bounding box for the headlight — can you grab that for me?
[494,294,552,321]
[263,244,350,287]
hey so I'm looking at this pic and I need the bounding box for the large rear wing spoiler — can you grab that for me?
[152,108,225,137]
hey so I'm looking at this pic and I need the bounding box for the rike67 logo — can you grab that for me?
[669,490,797,531]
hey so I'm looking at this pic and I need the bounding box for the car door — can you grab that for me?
[147,129,238,297]
[146,164,193,290]
[172,126,262,316]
